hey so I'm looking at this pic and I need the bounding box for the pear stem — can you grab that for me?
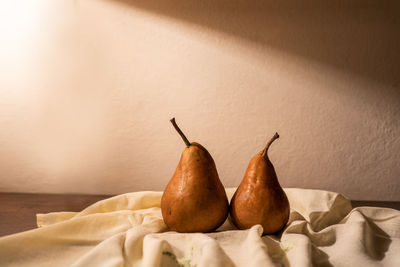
[261,132,279,158]
[170,118,191,147]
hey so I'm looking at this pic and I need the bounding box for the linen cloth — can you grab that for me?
[0,188,399,267]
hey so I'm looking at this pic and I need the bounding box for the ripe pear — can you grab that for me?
[161,118,229,233]
[230,133,290,235]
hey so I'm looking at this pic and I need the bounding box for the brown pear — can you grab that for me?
[230,133,290,235]
[161,118,229,233]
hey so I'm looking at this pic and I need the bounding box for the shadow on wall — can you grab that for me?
[113,0,400,87]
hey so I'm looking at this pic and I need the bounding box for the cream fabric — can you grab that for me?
[0,188,399,267]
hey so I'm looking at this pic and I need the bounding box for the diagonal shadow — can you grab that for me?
[112,0,400,86]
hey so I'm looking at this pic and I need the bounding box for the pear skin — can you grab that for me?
[161,118,228,233]
[230,133,290,235]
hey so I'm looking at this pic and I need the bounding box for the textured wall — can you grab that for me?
[0,0,399,200]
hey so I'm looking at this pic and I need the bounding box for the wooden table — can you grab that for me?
[0,193,399,237]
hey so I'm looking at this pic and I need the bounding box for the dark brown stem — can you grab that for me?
[170,118,191,147]
[261,132,279,158]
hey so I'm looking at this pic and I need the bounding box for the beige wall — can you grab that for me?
[0,0,399,200]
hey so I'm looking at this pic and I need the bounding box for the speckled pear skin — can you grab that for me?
[161,142,229,233]
[230,137,290,235]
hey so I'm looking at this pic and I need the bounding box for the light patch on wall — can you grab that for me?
[0,0,45,37]
[0,0,47,89]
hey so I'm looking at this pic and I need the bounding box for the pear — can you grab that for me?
[230,133,290,235]
[161,118,229,233]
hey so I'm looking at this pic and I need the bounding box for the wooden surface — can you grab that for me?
[0,193,399,237]
[0,193,111,237]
